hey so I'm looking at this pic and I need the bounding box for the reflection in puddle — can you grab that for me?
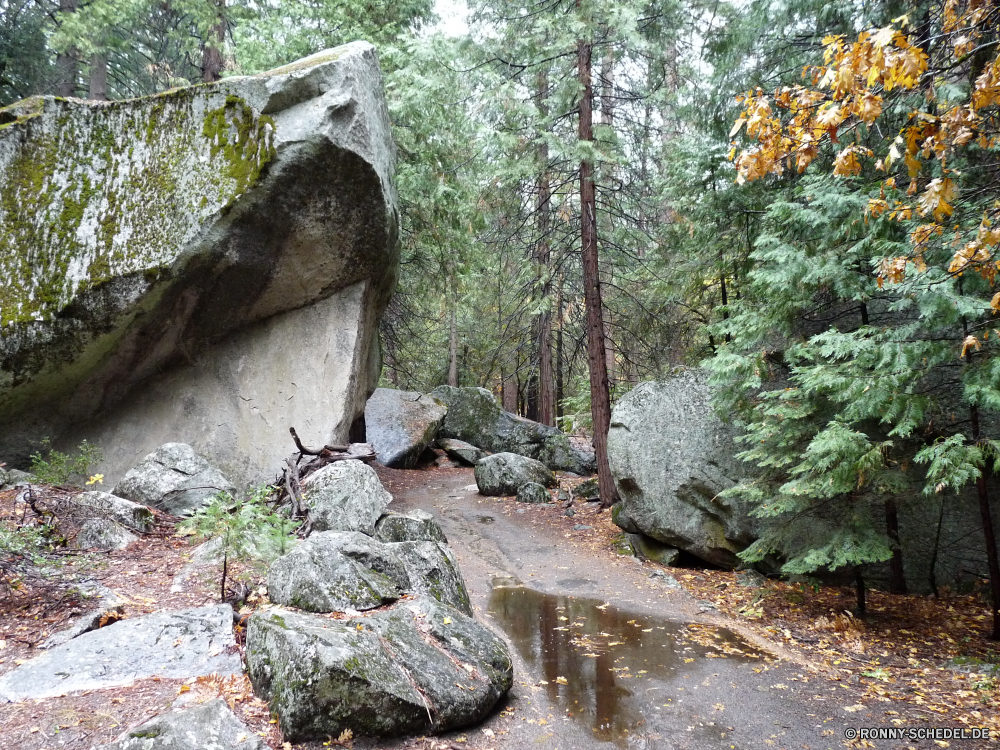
[489,586,762,746]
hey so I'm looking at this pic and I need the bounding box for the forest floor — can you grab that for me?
[0,466,997,750]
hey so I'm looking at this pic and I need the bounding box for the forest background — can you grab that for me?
[4,0,1000,640]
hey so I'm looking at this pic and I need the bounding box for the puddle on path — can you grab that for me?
[489,585,763,746]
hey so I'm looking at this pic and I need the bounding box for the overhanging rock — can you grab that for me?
[0,42,400,485]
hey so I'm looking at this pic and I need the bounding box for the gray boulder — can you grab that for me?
[387,540,472,615]
[246,596,512,741]
[365,388,447,468]
[431,386,594,473]
[75,518,137,550]
[72,490,153,531]
[436,437,486,466]
[301,460,392,534]
[573,477,600,502]
[3,468,34,487]
[113,443,235,516]
[0,604,240,701]
[374,509,447,543]
[607,371,756,569]
[474,452,556,496]
[267,531,409,612]
[0,42,399,489]
[626,532,681,566]
[515,482,550,504]
[100,697,264,750]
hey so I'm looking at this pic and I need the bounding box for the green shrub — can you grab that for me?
[29,439,103,486]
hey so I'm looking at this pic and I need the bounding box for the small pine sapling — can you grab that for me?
[179,485,298,601]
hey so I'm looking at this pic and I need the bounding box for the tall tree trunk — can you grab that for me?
[447,304,458,387]
[970,403,1000,640]
[55,0,79,97]
[578,25,619,510]
[885,498,907,594]
[534,69,555,427]
[447,265,459,387]
[555,271,564,421]
[202,0,226,83]
[502,370,518,413]
[854,567,866,616]
[89,54,108,101]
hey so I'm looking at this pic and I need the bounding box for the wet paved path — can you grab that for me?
[372,467,870,750]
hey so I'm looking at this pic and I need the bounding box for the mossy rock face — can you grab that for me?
[246,597,513,742]
[0,41,400,478]
[266,530,410,613]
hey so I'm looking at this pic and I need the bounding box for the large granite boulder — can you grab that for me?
[607,371,756,568]
[474,452,556,496]
[0,42,399,487]
[267,531,409,612]
[365,388,447,468]
[386,540,472,615]
[100,698,264,750]
[431,386,593,473]
[301,460,392,534]
[113,443,234,516]
[246,596,513,741]
[0,604,240,701]
[374,509,448,543]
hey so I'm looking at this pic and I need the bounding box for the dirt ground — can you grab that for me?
[0,466,997,750]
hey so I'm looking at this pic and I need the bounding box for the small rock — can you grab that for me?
[698,601,718,612]
[474,452,556,496]
[113,443,235,516]
[75,519,137,551]
[572,524,593,531]
[4,469,35,486]
[100,697,263,750]
[573,477,600,502]
[516,508,526,514]
[437,438,486,466]
[72,491,153,532]
[41,584,127,649]
[301,460,392,535]
[626,532,680,566]
[564,508,576,517]
[516,482,550,504]
[374,509,448,544]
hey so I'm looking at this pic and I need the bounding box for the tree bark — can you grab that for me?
[971,403,1000,640]
[447,270,458,387]
[502,370,518,413]
[89,54,108,101]
[202,0,226,83]
[884,498,907,594]
[578,26,619,510]
[534,68,555,427]
[55,0,79,97]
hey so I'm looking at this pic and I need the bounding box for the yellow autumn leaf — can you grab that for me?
[443,617,452,624]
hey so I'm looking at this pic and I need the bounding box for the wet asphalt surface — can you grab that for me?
[366,468,886,750]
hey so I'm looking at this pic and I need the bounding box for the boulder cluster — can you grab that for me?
[365,385,595,500]
[0,442,513,744]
